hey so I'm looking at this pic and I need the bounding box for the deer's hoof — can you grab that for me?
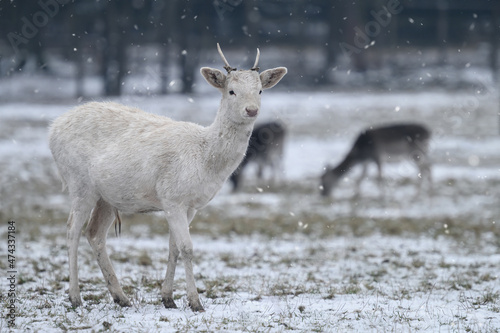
[69,296,83,308]
[162,297,178,309]
[189,302,205,312]
[113,296,132,307]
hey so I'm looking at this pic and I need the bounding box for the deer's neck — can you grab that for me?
[334,153,359,177]
[204,107,254,178]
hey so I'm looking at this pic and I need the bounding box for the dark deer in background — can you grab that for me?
[230,121,286,191]
[320,123,432,197]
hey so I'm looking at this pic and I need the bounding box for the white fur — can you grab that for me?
[49,51,287,311]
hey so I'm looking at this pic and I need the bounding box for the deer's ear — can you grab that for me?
[260,67,287,90]
[201,67,226,89]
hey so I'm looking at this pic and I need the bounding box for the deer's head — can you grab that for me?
[201,43,287,124]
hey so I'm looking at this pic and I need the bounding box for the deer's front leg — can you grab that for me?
[163,207,204,312]
[355,163,368,197]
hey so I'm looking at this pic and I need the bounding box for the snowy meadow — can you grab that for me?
[1,74,500,332]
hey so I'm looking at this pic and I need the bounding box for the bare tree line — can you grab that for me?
[1,0,499,96]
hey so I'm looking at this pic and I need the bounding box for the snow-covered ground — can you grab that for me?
[6,232,500,332]
[1,75,500,331]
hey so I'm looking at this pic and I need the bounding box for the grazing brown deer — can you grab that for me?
[320,123,431,197]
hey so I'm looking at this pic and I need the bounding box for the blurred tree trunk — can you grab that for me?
[75,43,84,98]
[244,0,260,61]
[68,12,84,98]
[490,7,500,83]
[492,5,500,134]
[326,1,341,67]
[157,0,173,95]
[178,0,205,94]
[179,37,198,94]
[293,0,306,74]
[157,0,177,95]
[437,0,449,65]
[325,0,343,83]
[102,1,127,96]
[326,1,370,80]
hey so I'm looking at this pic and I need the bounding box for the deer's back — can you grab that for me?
[352,124,430,161]
[49,102,208,210]
[366,124,430,143]
[51,102,175,149]
[50,101,206,159]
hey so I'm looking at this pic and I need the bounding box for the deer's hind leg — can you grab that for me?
[411,147,433,197]
[85,198,131,307]
[354,162,369,196]
[66,189,97,308]
[67,195,97,308]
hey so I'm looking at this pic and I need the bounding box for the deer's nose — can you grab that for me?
[246,107,258,117]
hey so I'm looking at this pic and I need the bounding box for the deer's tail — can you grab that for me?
[114,209,122,237]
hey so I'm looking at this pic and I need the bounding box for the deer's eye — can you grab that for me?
[259,90,262,95]
[229,90,236,96]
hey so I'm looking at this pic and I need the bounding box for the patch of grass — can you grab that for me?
[36,299,53,309]
[417,280,435,293]
[342,283,362,295]
[80,277,104,290]
[110,252,130,263]
[31,258,48,274]
[411,259,425,269]
[83,291,109,305]
[219,252,246,269]
[368,268,388,280]
[18,274,35,285]
[268,281,305,297]
[448,277,472,291]
[30,286,50,296]
[203,278,237,299]
[490,305,500,313]
[438,260,453,269]
[478,273,496,283]
[473,290,499,306]
[141,276,161,291]
[122,284,138,296]
[400,288,413,300]
[50,278,64,291]
[137,251,153,266]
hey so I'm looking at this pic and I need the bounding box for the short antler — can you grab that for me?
[217,43,236,73]
[251,48,260,71]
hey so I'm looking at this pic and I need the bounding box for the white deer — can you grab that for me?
[49,44,287,312]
